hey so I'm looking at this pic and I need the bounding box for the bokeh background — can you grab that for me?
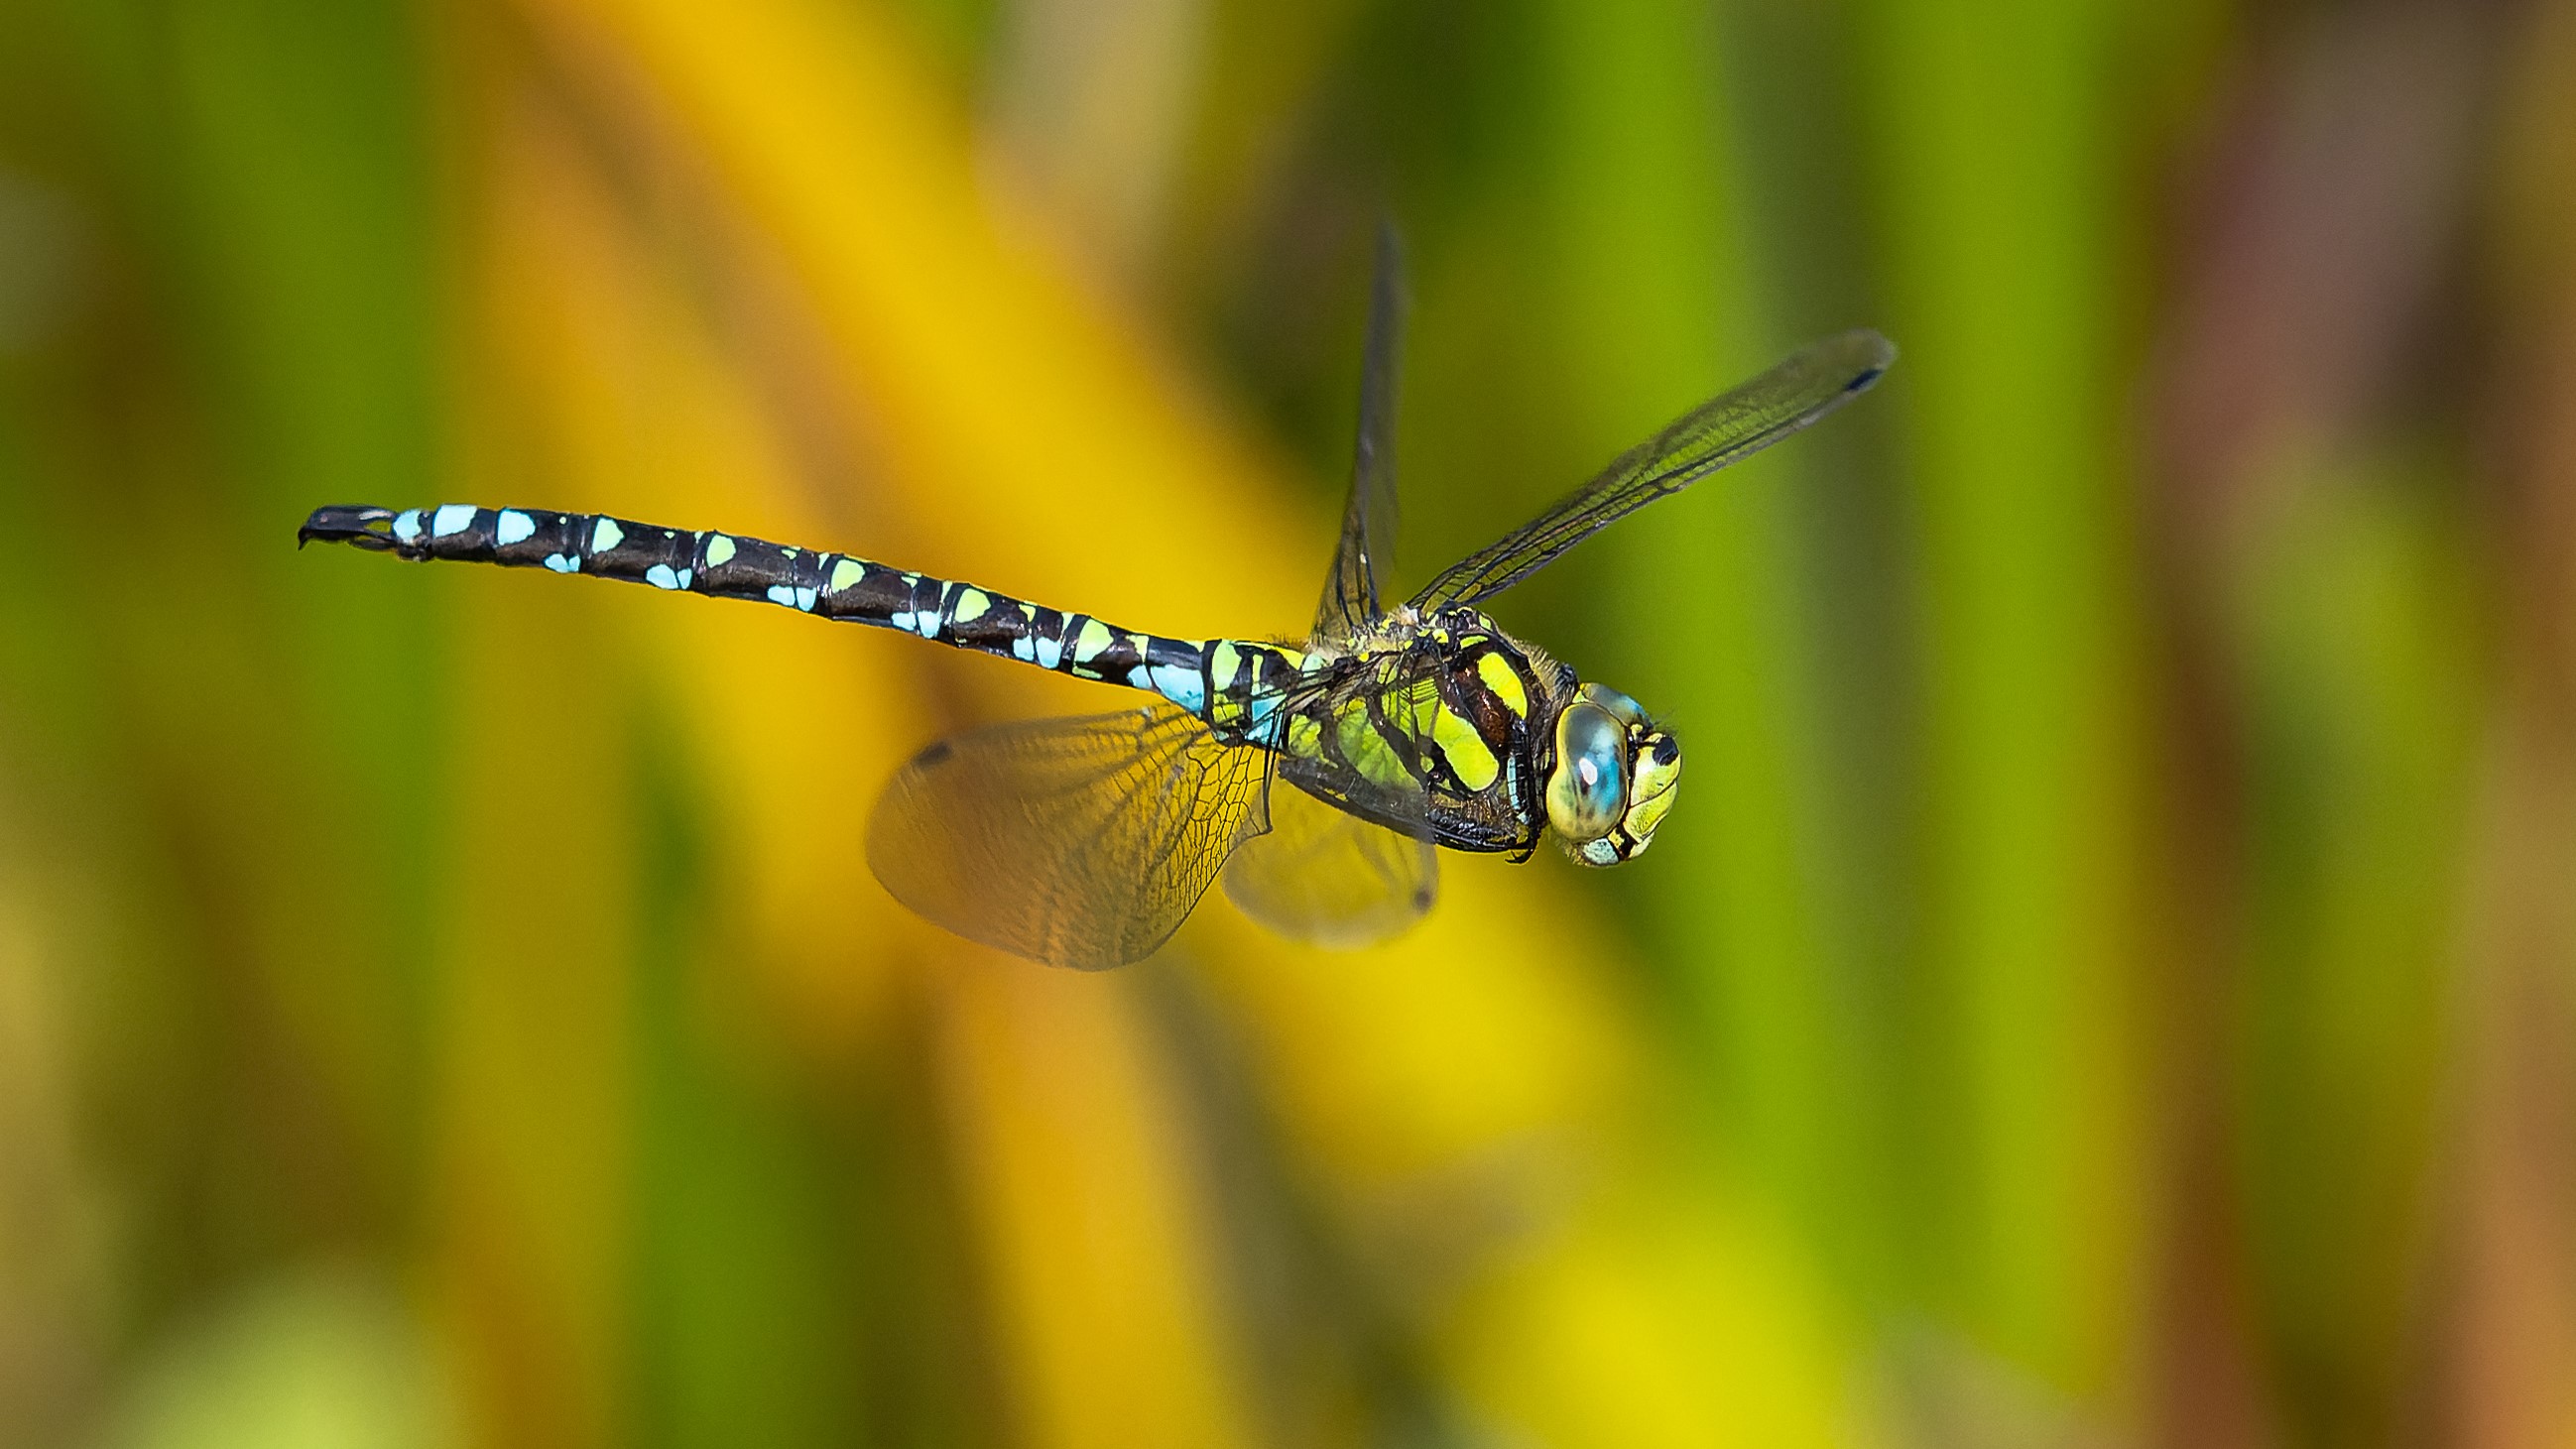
[3,0,2573,1444]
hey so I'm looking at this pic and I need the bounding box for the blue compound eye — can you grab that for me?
[1544,701,1629,845]
[1577,682,1646,730]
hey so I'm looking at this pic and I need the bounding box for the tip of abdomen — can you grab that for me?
[299,506,400,550]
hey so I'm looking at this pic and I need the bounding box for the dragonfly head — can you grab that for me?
[1543,682,1682,866]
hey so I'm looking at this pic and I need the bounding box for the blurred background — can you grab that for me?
[2,0,2572,1444]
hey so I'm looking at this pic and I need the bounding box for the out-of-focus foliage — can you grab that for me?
[2,0,2571,1445]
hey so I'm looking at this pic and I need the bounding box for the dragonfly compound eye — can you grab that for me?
[1546,700,1630,855]
[1550,693,1681,867]
[1575,681,1646,729]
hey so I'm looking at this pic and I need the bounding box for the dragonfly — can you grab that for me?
[302,239,1892,969]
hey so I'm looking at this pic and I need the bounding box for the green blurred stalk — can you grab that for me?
[1852,0,2145,1385]
[1531,0,1883,1346]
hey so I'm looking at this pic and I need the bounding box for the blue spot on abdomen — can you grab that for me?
[1148,663,1206,713]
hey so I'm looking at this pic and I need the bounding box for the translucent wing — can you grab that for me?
[1268,646,1446,846]
[1223,778,1436,949]
[1411,328,1895,609]
[1312,222,1408,646]
[865,705,1273,970]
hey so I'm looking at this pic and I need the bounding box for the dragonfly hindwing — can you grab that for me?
[1223,780,1435,949]
[863,704,1273,970]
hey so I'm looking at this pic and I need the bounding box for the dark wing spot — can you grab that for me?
[1411,885,1434,910]
[915,740,953,769]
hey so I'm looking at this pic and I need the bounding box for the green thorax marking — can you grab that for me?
[1273,607,1564,851]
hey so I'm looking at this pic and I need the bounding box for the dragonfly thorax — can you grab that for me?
[1269,607,1565,855]
[1270,608,1681,861]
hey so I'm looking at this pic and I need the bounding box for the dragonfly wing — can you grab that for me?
[1411,328,1895,609]
[865,705,1273,970]
[1268,646,1448,840]
[1223,777,1437,949]
[1312,222,1408,646]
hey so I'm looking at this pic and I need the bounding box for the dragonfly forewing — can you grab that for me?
[1312,223,1407,647]
[1412,327,1895,608]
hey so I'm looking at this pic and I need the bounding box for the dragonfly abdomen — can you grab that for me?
[299,504,1305,732]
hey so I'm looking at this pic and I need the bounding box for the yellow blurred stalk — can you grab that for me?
[421,0,1880,1441]
[454,51,1264,1449]
[475,93,938,1048]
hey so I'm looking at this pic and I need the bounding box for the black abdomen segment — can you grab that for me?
[298,504,1301,737]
